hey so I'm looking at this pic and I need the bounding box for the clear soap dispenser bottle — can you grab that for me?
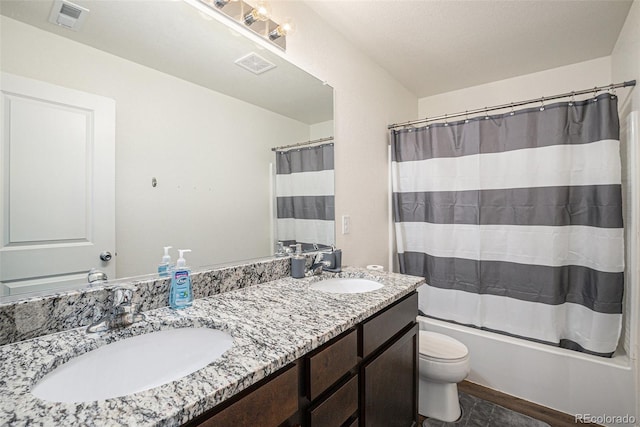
[170,249,193,309]
[158,246,172,277]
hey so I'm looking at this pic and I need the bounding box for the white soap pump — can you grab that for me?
[158,246,173,277]
[175,249,191,269]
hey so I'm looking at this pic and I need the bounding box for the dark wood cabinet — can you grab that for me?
[306,329,358,401]
[361,324,419,427]
[359,292,419,427]
[185,291,418,427]
[360,293,418,358]
[187,363,299,427]
[309,375,358,426]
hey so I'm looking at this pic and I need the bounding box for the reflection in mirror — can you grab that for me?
[0,0,334,299]
[274,140,335,252]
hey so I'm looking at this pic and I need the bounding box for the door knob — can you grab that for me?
[100,251,112,262]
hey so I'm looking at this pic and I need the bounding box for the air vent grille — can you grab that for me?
[48,0,89,31]
[59,3,82,19]
[234,52,276,75]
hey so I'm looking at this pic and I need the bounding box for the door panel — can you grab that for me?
[0,72,115,295]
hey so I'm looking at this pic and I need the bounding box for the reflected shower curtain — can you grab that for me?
[275,143,335,250]
[391,93,624,357]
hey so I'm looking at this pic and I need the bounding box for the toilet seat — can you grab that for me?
[419,331,469,362]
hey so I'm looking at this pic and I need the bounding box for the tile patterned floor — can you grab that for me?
[422,392,551,427]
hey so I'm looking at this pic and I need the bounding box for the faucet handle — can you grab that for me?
[112,285,135,306]
[113,302,140,315]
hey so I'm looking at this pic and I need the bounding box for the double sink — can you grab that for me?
[31,278,383,404]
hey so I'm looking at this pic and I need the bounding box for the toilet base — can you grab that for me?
[419,378,461,423]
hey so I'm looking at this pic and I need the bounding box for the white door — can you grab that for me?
[0,73,115,296]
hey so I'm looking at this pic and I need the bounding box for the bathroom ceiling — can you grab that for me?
[305,0,634,97]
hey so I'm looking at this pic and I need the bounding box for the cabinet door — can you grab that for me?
[361,324,418,427]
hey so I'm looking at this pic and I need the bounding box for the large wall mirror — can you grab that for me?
[0,0,334,298]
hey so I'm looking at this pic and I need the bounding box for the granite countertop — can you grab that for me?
[0,267,424,426]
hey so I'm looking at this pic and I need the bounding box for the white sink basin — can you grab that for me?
[309,278,383,294]
[31,328,233,403]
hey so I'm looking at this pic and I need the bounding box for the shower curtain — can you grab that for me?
[391,93,624,357]
[275,143,335,251]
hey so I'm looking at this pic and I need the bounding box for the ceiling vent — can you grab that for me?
[48,0,89,31]
[234,52,276,75]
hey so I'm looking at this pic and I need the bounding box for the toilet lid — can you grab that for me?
[419,331,469,361]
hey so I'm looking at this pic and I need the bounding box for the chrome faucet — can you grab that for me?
[310,253,331,276]
[275,241,292,257]
[87,268,108,285]
[86,285,146,333]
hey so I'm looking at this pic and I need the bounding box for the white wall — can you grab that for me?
[270,2,418,271]
[309,120,334,140]
[418,56,612,117]
[1,16,311,278]
[611,0,640,420]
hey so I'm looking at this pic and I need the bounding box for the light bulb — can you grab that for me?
[268,18,295,40]
[244,0,271,25]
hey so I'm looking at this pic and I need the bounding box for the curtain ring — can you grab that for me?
[539,96,545,111]
[444,113,449,126]
[569,91,575,106]
[609,84,616,98]
[593,87,598,102]
[464,110,469,123]
[484,107,489,120]
[510,103,515,116]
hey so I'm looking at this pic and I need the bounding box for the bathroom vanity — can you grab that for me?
[188,292,419,427]
[0,266,424,426]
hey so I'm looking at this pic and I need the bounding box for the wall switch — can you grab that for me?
[342,215,351,234]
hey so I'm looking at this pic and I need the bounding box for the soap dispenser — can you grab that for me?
[170,249,193,309]
[291,244,305,279]
[158,246,173,277]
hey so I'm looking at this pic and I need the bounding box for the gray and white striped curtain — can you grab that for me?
[275,143,335,250]
[391,93,624,357]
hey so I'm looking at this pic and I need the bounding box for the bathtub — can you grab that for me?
[417,315,637,427]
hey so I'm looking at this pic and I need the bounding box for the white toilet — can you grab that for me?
[418,330,470,422]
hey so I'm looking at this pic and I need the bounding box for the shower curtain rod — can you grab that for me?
[388,80,636,130]
[271,136,334,151]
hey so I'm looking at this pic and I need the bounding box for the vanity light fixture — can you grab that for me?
[243,0,271,25]
[195,0,292,50]
[268,18,295,40]
[213,0,233,8]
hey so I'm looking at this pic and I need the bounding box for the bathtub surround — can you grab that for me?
[275,142,336,250]
[0,267,423,426]
[0,255,303,346]
[392,93,624,357]
[413,52,637,425]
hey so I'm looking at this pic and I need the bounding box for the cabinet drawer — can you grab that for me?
[307,329,358,400]
[196,364,298,427]
[309,375,358,427]
[360,292,417,358]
